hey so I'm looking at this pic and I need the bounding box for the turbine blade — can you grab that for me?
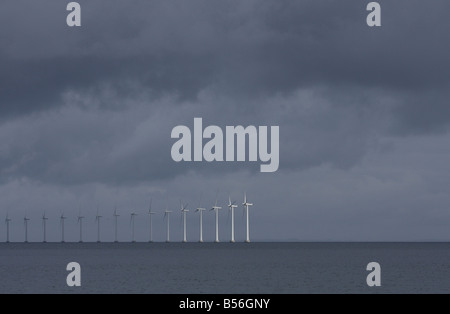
[198,192,203,209]
[214,189,220,207]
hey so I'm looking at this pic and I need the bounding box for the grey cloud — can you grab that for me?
[1,1,450,121]
[1,0,450,241]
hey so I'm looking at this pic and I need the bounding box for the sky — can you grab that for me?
[1,0,450,242]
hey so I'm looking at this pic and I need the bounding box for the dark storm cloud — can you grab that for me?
[0,0,450,185]
[2,1,450,242]
[1,1,450,115]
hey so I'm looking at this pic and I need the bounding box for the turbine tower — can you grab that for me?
[60,213,67,243]
[5,213,11,243]
[243,193,254,243]
[113,208,120,243]
[24,215,30,243]
[211,199,222,243]
[95,208,102,243]
[130,211,137,243]
[77,213,84,243]
[195,207,206,243]
[148,199,156,243]
[164,209,172,243]
[42,212,48,243]
[228,196,238,243]
[180,201,189,243]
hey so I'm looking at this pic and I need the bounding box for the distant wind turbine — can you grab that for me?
[243,193,254,243]
[42,212,48,243]
[5,213,11,243]
[60,212,67,243]
[113,208,120,243]
[130,211,137,243]
[77,210,85,243]
[195,199,206,243]
[228,196,238,243]
[180,201,189,243]
[211,197,222,243]
[164,208,172,243]
[95,208,102,243]
[24,214,30,243]
[148,199,156,243]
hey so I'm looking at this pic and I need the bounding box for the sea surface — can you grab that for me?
[0,242,449,294]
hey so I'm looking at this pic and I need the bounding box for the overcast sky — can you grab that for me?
[1,0,450,242]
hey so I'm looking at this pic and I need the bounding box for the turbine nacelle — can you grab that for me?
[228,196,238,209]
[164,210,172,219]
[180,201,189,212]
[243,193,253,207]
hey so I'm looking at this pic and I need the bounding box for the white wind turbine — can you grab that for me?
[180,201,189,243]
[195,199,206,243]
[228,196,238,243]
[77,210,84,243]
[148,199,156,243]
[130,211,138,243]
[113,208,120,243]
[243,193,254,243]
[164,208,172,243]
[60,212,67,243]
[211,198,222,243]
[5,212,11,243]
[24,214,30,243]
[95,208,102,243]
[42,212,48,243]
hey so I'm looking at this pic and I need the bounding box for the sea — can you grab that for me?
[0,242,449,294]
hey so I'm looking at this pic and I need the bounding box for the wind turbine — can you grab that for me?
[130,211,137,243]
[164,208,172,243]
[113,208,120,243]
[5,213,11,243]
[180,201,189,243]
[24,214,30,243]
[42,212,48,243]
[77,210,84,243]
[243,193,254,243]
[148,199,156,243]
[228,196,238,243]
[195,202,206,243]
[211,198,222,243]
[60,212,67,243]
[95,208,102,243]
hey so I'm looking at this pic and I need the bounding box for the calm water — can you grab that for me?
[0,242,449,294]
